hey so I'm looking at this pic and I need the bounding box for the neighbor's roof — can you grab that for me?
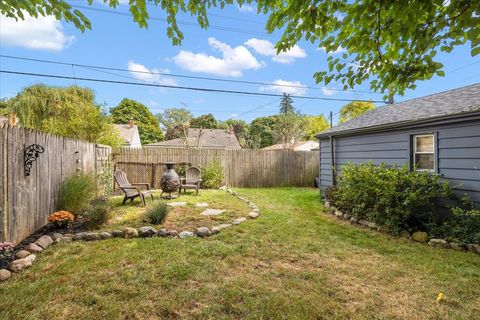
[146,128,241,149]
[262,141,318,150]
[113,124,138,145]
[318,83,480,137]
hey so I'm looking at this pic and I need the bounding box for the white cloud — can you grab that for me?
[244,38,306,64]
[260,79,307,96]
[127,61,177,86]
[237,4,255,13]
[0,12,74,51]
[316,46,346,54]
[321,88,336,96]
[172,38,263,77]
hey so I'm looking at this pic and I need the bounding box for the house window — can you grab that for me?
[413,134,435,171]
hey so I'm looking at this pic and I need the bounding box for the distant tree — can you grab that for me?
[7,84,123,147]
[279,93,295,114]
[273,113,307,148]
[304,115,330,140]
[248,116,279,149]
[221,119,249,148]
[339,101,376,123]
[0,98,9,116]
[190,113,218,129]
[111,98,164,145]
[157,107,192,140]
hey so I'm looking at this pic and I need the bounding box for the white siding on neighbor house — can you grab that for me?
[319,119,480,203]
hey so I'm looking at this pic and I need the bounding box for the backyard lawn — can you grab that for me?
[1,188,479,319]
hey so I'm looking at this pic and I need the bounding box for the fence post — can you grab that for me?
[1,124,8,241]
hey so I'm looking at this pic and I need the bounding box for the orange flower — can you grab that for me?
[48,210,75,224]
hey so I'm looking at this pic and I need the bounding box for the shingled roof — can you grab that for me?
[318,83,480,137]
[146,128,241,149]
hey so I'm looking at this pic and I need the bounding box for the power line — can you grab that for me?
[71,4,278,38]
[447,60,480,74]
[0,54,381,95]
[0,70,386,103]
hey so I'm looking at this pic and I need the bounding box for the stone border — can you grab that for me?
[324,201,480,255]
[0,187,260,282]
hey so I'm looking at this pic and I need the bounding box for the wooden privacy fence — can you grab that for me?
[0,124,111,244]
[113,147,319,188]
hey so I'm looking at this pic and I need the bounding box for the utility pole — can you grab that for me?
[329,111,333,128]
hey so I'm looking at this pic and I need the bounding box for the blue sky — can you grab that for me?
[0,1,479,124]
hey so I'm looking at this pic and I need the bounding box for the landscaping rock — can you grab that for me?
[0,269,11,281]
[232,191,238,196]
[466,244,480,254]
[216,224,232,230]
[100,232,112,239]
[51,233,63,241]
[35,235,53,249]
[248,212,259,219]
[324,201,331,208]
[157,229,168,237]
[377,225,389,233]
[449,242,465,251]
[428,239,450,249]
[9,258,32,272]
[350,217,358,224]
[232,217,247,225]
[139,226,157,237]
[400,230,411,239]
[112,230,123,238]
[24,254,36,263]
[195,202,209,207]
[211,226,220,234]
[123,227,138,239]
[61,236,72,243]
[343,214,351,220]
[367,222,378,229]
[84,232,101,241]
[253,208,259,213]
[334,210,343,217]
[25,243,43,253]
[195,227,210,238]
[15,250,30,259]
[73,232,87,241]
[219,186,227,190]
[179,231,194,239]
[412,231,429,243]
[359,220,369,226]
[168,230,179,237]
[167,202,187,207]
[201,209,226,216]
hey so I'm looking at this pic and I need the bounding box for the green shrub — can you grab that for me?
[145,201,169,224]
[84,197,111,229]
[429,207,480,244]
[201,160,224,189]
[332,162,451,233]
[58,172,99,215]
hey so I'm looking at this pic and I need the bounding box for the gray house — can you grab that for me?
[317,84,480,203]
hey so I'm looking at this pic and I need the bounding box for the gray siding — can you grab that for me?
[319,120,480,202]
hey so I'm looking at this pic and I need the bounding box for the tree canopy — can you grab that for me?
[2,1,478,97]
[110,98,164,145]
[190,113,218,129]
[249,115,279,149]
[4,84,123,147]
[304,115,330,140]
[279,93,295,114]
[339,101,376,123]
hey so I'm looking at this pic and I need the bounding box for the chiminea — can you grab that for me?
[160,162,180,199]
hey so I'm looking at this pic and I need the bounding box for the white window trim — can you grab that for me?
[413,134,435,172]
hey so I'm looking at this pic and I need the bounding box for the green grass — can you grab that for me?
[105,190,250,230]
[1,188,479,319]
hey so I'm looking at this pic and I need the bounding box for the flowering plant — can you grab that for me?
[0,242,14,258]
[48,210,75,228]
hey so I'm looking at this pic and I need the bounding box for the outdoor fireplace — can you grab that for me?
[160,162,180,199]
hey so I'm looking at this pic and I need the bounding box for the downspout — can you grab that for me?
[330,135,336,186]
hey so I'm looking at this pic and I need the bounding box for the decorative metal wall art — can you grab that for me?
[24,144,45,176]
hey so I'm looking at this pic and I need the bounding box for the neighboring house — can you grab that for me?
[113,120,142,148]
[317,83,480,203]
[262,140,319,151]
[145,128,241,150]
